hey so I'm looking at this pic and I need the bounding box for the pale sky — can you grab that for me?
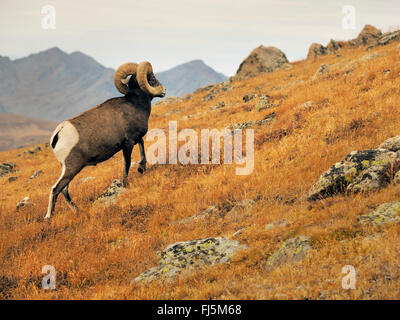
[0,0,399,76]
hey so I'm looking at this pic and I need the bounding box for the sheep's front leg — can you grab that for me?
[137,138,146,174]
[122,144,133,187]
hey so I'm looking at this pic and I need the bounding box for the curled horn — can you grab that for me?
[114,62,138,95]
[136,61,166,97]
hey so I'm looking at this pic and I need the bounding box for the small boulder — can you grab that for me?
[28,170,43,181]
[358,202,400,226]
[255,95,272,112]
[8,176,18,183]
[312,64,328,80]
[133,237,247,282]
[94,179,126,206]
[236,46,290,78]
[0,162,16,178]
[266,236,311,270]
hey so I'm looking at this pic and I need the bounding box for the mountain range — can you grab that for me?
[0,48,227,122]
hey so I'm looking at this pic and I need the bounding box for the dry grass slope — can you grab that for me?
[1,41,400,299]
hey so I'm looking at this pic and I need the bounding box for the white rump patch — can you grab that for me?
[51,121,79,165]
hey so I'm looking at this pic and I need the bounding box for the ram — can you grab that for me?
[45,61,165,219]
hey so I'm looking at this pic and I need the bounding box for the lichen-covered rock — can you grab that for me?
[255,95,273,112]
[94,179,126,206]
[134,237,247,282]
[308,136,400,200]
[358,202,400,226]
[266,236,311,270]
[0,162,15,178]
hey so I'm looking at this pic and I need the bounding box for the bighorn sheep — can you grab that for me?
[45,61,165,219]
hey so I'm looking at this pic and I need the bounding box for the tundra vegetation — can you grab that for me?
[1,37,400,299]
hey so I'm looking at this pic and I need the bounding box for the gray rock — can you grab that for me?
[8,176,18,183]
[236,45,291,78]
[210,101,225,110]
[312,64,328,80]
[378,30,400,46]
[23,146,41,155]
[308,136,400,200]
[243,94,256,102]
[255,95,273,112]
[358,202,400,226]
[94,179,126,206]
[28,170,43,181]
[266,236,311,270]
[228,112,275,130]
[133,237,247,282]
[0,162,16,178]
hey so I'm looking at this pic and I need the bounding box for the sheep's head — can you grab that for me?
[114,61,166,98]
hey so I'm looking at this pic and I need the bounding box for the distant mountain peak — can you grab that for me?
[156,59,227,97]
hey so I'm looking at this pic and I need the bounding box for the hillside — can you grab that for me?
[156,60,227,97]
[0,113,57,151]
[1,38,400,299]
[0,49,227,122]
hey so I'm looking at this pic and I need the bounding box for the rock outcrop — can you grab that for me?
[134,237,247,282]
[236,46,290,78]
[307,25,400,60]
[307,43,327,59]
[308,136,400,201]
[351,24,382,47]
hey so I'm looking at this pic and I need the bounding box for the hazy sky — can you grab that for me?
[1,0,399,76]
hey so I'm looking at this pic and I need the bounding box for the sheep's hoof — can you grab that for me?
[138,165,146,174]
[44,214,51,220]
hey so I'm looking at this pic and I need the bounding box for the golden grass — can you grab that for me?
[1,42,400,299]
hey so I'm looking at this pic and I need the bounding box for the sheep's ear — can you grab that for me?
[120,75,132,85]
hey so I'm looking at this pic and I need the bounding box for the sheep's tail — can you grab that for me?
[50,122,66,149]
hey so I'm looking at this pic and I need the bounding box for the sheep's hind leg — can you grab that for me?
[45,164,82,219]
[122,144,133,187]
[61,185,79,214]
